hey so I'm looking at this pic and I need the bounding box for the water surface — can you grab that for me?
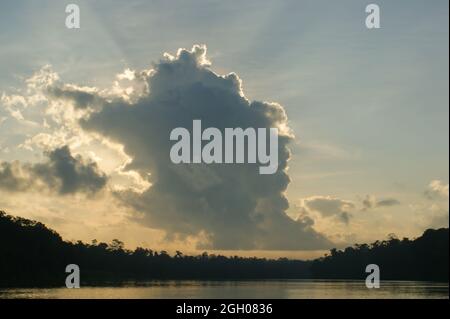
[0,280,448,299]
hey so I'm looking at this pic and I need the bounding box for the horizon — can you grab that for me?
[3,209,447,261]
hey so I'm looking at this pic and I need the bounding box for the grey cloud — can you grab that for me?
[362,195,400,210]
[303,196,354,225]
[300,194,400,224]
[0,161,30,192]
[49,45,332,250]
[47,86,100,109]
[362,195,374,211]
[340,212,351,224]
[376,198,400,207]
[0,146,107,194]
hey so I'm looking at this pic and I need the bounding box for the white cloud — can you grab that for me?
[425,180,449,199]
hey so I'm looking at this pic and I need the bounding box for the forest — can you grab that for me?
[0,210,448,287]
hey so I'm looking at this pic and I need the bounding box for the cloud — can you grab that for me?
[300,196,354,225]
[362,195,400,210]
[416,180,449,229]
[46,45,332,250]
[297,194,401,226]
[425,180,449,199]
[428,204,449,228]
[376,198,401,207]
[411,202,449,230]
[47,85,100,110]
[0,146,107,194]
[362,195,375,210]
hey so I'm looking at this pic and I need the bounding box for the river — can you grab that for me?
[0,280,448,299]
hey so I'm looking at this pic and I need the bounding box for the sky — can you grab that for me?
[0,0,448,259]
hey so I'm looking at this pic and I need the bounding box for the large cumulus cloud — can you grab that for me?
[0,146,107,194]
[48,45,332,250]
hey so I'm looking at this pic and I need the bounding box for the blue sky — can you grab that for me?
[0,0,448,257]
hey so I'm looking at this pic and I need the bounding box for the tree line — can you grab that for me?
[0,210,448,287]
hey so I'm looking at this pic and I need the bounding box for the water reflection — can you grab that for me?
[0,280,448,299]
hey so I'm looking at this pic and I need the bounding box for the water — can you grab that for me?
[0,280,448,299]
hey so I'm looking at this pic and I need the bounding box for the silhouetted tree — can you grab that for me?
[311,228,449,281]
[0,210,448,287]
